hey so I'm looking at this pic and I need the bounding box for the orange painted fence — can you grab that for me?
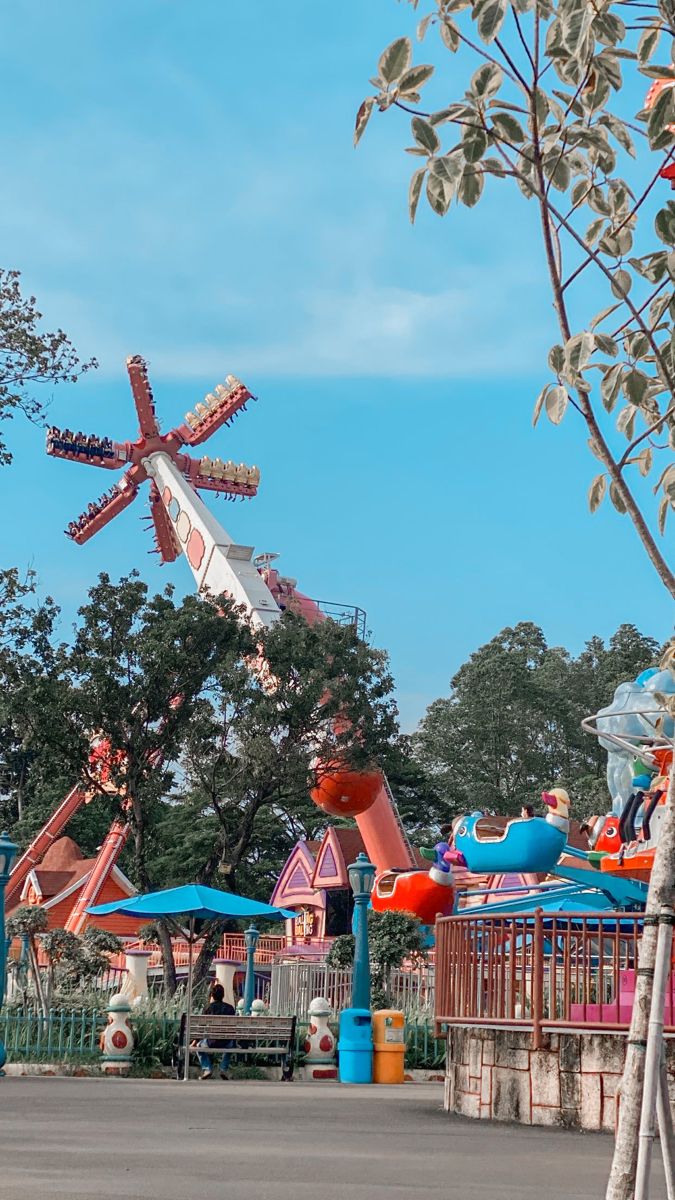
[434,910,675,1049]
[112,932,289,971]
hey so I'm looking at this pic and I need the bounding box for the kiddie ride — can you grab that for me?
[369,790,570,923]
[579,667,674,884]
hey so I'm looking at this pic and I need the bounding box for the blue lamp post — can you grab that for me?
[348,852,376,1011]
[242,924,260,1015]
[0,831,18,1075]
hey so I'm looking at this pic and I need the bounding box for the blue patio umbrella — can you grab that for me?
[88,884,294,1080]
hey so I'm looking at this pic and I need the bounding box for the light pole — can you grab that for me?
[348,852,376,1011]
[0,832,18,1075]
[242,924,260,1015]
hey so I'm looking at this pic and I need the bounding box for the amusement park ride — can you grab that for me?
[6,355,673,939]
[7,356,427,934]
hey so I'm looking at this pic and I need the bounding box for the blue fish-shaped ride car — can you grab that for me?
[446,789,570,875]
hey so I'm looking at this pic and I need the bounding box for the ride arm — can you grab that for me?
[67,475,138,545]
[176,380,255,446]
[47,432,128,471]
[175,453,259,500]
[6,785,90,909]
[65,818,131,935]
[127,355,160,438]
[149,481,180,563]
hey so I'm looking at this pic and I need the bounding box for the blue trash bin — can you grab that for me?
[338,1008,373,1084]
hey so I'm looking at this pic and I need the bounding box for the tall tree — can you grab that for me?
[357,13,675,1185]
[164,612,398,981]
[413,621,659,820]
[1,573,399,989]
[0,269,95,464]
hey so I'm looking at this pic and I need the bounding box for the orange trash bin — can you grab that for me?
[372,1009,405,1084]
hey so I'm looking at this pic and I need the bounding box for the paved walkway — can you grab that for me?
[0,1078,664,1199]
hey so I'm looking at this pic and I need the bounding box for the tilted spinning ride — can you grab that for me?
[11,357,438,937]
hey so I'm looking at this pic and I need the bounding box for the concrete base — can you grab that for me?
[444,1025,675,1131]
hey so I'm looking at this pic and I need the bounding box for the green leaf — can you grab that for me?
[426,171,450,216]
[548,344,565,373]
[616,403,637,439]
[412,116,440,154]
[378,38,412,85]
[647,85,675,149]
[409,167,426,223]
[458,166,484,207]
[594,333,618,357]
[637,447,653,477]
[598,113,636,157]
[650,292,672,328]
[638,25,661,65]
[439,17,460,52]
[491,112,525,143]
[473,0,507,43]
[532,384,550,426]
[430,103,474,126]
[609,481,628,514]
[586,218,606,246]
[610,268,632,298]
[462,122,488,163]
[588,473,606,513]
[431,153,463,191]
[623,369,650,408]
[354,97,376,148]
[471,63,503,99]
[565,331,595,372]
[545,385,569,424]
[398,65,435,95]
[600,363,623,411]
[655,205,675,247]
[657,493,669,534]
[481,156,507,176]
[417,13,434,40]
[546,155,571,192]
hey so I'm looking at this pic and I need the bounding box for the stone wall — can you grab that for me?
[444,1025,675,1130]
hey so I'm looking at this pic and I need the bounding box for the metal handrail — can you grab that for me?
[434,909,665,1045]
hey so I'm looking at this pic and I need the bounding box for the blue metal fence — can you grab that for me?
[0,1008,104,1060]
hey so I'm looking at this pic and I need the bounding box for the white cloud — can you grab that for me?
[141,273,550,380]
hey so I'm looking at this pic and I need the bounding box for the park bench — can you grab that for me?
[174,1014,297,1081]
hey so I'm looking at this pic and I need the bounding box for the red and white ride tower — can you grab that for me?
[45,357,416,878]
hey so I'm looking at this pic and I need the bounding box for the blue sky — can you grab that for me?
[0,1,672,730]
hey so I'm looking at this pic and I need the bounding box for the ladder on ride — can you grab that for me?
[380,772,416,865]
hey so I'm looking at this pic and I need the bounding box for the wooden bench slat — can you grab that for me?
[175,1013,297,1081]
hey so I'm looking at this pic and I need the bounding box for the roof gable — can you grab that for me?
[310,826,366,889]
[270,840,325,910]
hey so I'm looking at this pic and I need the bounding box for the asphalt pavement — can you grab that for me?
[0,1077,665,1200]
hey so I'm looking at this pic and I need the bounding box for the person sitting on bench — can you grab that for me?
[196,983,235,1080]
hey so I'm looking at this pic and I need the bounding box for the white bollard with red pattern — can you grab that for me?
[101,992,134,1075]
[303,996,337,1080]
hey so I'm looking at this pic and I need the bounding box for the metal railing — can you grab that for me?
[314,600,367,641]
[269,961,435,1017]
[269,963,353,1016]
[113,932,287,972]
[434,910,670,1048]
[0,1008,104,1060]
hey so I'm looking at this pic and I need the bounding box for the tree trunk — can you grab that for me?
[27,937,48,1018]
[606,744,675,1200]
[156,920,177,998]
